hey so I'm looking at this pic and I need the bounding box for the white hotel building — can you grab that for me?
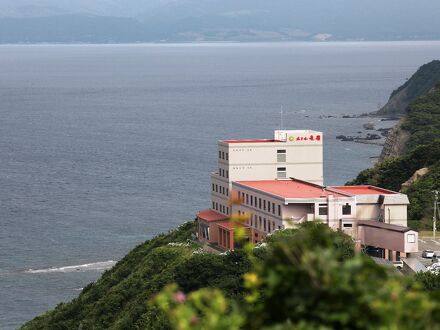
[196,130,418,260]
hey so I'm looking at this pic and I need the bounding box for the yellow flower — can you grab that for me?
[244,272,260,287]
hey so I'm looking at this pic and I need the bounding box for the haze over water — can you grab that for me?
[1,41,440,328]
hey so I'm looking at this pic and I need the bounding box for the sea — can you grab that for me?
[1,41,440,329]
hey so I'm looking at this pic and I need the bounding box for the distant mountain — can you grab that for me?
[1,0,440,43]
[375,60,440,116]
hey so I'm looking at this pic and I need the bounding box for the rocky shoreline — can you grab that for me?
[332,114,399,146]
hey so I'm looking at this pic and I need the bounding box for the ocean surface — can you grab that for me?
[1,41,440,328]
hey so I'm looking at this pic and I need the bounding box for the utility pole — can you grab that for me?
[434,190,439,240]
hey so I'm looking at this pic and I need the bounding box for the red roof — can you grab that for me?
[235,179,349,199]
[331,186,398,195]
[217,221,250,230]
[221,139,282,144]
[197,209,228,222]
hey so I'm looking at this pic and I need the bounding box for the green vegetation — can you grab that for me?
[349,81,440,228]
[376,60,440,116]
[24,221,440,329]
[157,223,440,330]
[21,222,251,329]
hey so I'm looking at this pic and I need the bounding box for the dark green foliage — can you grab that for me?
[415,272,440,291]
[377,60,440,115]
[406,160,440,221]
[246,224,398,329]
[175,250,251,297]
[403,84,440,151]
[157,223,439,330]
[348,83,440,225]
[347,139,440,191]
[21,222,249,330]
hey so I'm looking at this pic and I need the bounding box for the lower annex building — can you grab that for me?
[196,129,418,261]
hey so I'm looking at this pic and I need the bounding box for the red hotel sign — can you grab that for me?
[288,134,321,142]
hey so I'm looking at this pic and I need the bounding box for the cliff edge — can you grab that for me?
[374,60,440,117]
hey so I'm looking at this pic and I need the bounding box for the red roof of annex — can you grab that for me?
[235,179,399,199]
[235,179,349,199]
[196,209,228,222]
[332,186,398,195]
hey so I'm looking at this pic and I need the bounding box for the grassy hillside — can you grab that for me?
[375,60,440,116]
[22,219,440,329]
[349,83,440,228]
[21,222,251,329]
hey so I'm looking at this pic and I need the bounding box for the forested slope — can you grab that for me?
[21,222,250,329]
[375,60,440,116]
[349,82,440,228]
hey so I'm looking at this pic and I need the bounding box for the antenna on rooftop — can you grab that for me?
[280,105,284,130]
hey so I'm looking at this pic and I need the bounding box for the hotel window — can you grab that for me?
[407,233,416,243]
[219,151,221,159]
[272,202,276,214]
[259,216,262,229]
[226,188,229,196]
[277,149,286,162]
[250,195,253,206]
[215,185,218,193]
[319,204,328,216]
[277,167,287,179]
[278,205,281,216]
[212,202,215,209]
[264,218,267,231]
[254,215,258,227]
[268,202,271,213]
[263,200,266,211]
[226,153,229,160]
[246,194,249,204]
[226,170,229,178]
[222,151,225,159]
[259,198,262,209]
[212,183,215,191]
[342,203,351,215]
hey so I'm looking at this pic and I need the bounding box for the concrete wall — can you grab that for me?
[218,130,324,185]
[404,231,419,253]
[356,204,381,220]
[356,203,407,226]
[282,203,314,221]
[383,205,408,226]
[227,163,323,184]
[357,226,417,253]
